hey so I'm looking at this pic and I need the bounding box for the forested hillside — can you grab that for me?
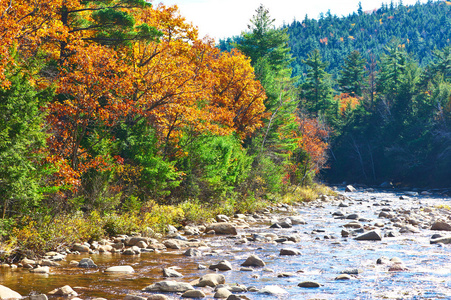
[287,0,451,79]
[221,1,451,187]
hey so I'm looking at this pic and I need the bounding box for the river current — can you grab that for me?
[1,187,450,299]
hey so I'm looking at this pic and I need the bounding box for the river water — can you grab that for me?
[1,187,450,299]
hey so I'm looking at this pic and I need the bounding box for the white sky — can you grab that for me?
[155,0,431,41]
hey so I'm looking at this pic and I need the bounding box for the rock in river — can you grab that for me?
[345,185,356,192]
[0,285,21,300]
[209,260,233,271]
[78,258,97,268]
[354,230,382,241]
[163,267,183,278]
[104,265,134,274]
[143,280,194,293]
[192,274,225,287]
[279,248,301,255]
[298,281,321,288]
[241,254,265,267]
[48,285,78,297]
[431,221,451,231]
[181,290,206,298]
[214,287,232,298]
[205,223,237,235]
[258,285,289,295]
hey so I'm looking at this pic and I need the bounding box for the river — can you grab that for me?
[1,187,450,299]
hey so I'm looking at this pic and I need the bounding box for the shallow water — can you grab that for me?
[1,187,450,299]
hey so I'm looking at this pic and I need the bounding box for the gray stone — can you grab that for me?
[241,254,265,267]
[214,287,232,298]
[78,258,97,268]
[0,285,21,300]
[143,280,194,293]
[205,223,237,235]
[193,274,225,287]
[104,265,134,274]
[340,268,362,275]
[209,260,233,271]
[167,225,178,234]
[288,216,307,225]
[181,290,205,298]
[258,285,288,295]
[345,185,356,192]
[184,248,203,257]
[226,296,242,300]
[346,213,360,220]
[279,248,301,255]
[125,236,148,246]
[30,295,48,300]
[430,236,451,244]
[355,230,382,241]
[30,266,50,274]
[431,221,451,231]
[163,267,183,278]
[71,243,89,252]
[216,215,230,222]
[48,285,78,297]
[298,281,321,288]
[147,295,168,300]
[335,274,353,280]
[124,295,147,300]
[163,240,181,249]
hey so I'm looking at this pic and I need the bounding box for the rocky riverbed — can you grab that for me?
[1,186,450,299]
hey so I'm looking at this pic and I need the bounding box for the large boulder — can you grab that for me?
[241,254,265,267]
[143,280,194,293]
[0,285,21,300]
[204,223,237,235]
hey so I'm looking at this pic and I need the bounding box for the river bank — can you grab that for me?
[1,186,451,299]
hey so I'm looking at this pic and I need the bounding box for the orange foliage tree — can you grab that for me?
[286,116,329,187]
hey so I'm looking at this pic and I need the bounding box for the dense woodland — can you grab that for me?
[0,0,450,251]
[221,0,451,187]
[0,0,329,248]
